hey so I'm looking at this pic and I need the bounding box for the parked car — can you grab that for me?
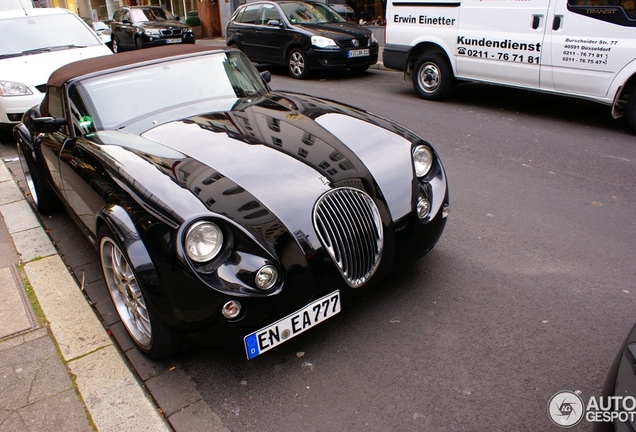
[110,6,194,53]
[226,0,378,78]
[0,7,112,142]
[14,45,448,359]
[593,322,636,432]
[82,18,113,50]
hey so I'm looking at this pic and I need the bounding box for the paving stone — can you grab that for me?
[145,367,202,416]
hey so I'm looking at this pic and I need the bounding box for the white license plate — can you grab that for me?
[165,38,182,44]
[347,49,369,58]
[244,291,341,359]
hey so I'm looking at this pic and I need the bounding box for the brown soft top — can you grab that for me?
[47,44,226,88]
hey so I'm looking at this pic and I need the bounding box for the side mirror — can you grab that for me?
[33,117,67,133]
[122,19,132,24]
[267,19,282,27]
[260,70,271,84]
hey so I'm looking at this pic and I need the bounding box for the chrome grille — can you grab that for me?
[313,187,383,288]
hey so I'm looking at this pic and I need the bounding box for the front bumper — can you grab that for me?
[308,44,379,70]
[139,33,195,48]
[0,90,46,128]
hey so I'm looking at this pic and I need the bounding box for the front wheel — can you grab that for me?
[288,48,310,79]
[16,142,61,214]
[111,37,120,53]
[99,225,185,359]
[412,54,455,101]
[134,37,143,50]
[626,91,636,134]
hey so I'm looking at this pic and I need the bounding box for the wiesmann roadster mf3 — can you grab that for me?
[14,45,449,359]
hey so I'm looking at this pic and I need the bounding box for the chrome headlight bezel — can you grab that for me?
[413,145,434,178]
[184,221,224,263]
[144,28,161,37]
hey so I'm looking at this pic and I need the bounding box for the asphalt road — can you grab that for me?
[175,69,636,432]
[4,66,635,432]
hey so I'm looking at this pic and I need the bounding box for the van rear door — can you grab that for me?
[543,0,636,100]
[455,0,550,88]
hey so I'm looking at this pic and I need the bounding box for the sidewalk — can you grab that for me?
[0,148,171,431]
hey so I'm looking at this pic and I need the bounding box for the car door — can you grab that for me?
[116,9,135,49]
[254,4,287,64]
[455,0,550,89]
[543,0,636,98]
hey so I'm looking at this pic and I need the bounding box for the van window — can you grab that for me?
[568,0,636,22]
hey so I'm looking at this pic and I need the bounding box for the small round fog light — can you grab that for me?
[417,197,431,220]
[222,300,241,319]
[255,265,278,290]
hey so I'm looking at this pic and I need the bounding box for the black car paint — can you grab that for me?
[226,1,378,73]
[110,6,194,51]
[14,56,447,349]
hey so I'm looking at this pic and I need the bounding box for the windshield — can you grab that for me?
[0,13,102,56]
[74,51,269,130]
[279,2,345,24]
[131,8,175,22]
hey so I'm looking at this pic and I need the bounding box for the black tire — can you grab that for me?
[134,37,143,50]
[98,225,185,359]
[16,142,61,214]
[111,37,120,53]
[288,48,310,79]
[626,91,636,134]
[0,128,13,145]
[412,54,455,101]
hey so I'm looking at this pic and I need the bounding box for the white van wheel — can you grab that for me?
[412,54,454,101]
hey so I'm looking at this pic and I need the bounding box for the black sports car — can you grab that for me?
[14,45,449,359]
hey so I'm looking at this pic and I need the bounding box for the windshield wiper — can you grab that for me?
[21,44,88,55]
[0,53,24,59]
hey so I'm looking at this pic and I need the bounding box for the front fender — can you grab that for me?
[97,205,174,321]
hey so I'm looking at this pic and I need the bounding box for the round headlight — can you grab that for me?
[413,145,433,178]
[255,265,278,290]
[184,221,223,262]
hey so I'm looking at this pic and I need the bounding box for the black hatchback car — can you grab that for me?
[110,6,194,53]
[226,1,378,78]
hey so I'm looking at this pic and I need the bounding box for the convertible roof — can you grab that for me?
[47,44,224,88]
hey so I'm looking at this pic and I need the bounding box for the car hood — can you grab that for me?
[93,92,417,253]
[1,45,112,86]
[137,20,188,29]
[295,22,372,39]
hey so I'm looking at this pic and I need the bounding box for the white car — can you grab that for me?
[0,7,112,141]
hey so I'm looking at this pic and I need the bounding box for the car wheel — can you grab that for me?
[134,37,143,50]
[626,90,636,134]
[412,54,455,101]
[112,37,120,53]
[99,225,185,359]
[288,48,310,79]
[16,142,61,214]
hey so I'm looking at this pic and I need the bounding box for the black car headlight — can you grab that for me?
[311,35,337,48]
[413,145,433,178]
[184,221,223,262]
[144,28,161,37]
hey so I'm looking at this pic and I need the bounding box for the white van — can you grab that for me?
[0,7,112,141]
[383,0,636,131]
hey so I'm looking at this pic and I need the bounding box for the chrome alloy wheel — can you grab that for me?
[16,144,39,207]
[417,62,441,94]
[100,237,152,349]
[289,51,306,77]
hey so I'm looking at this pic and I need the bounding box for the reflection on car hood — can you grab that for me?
[296,22,371,39]
[136,91,416,240]
[0,45,111,85]
[137,20,188,29]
